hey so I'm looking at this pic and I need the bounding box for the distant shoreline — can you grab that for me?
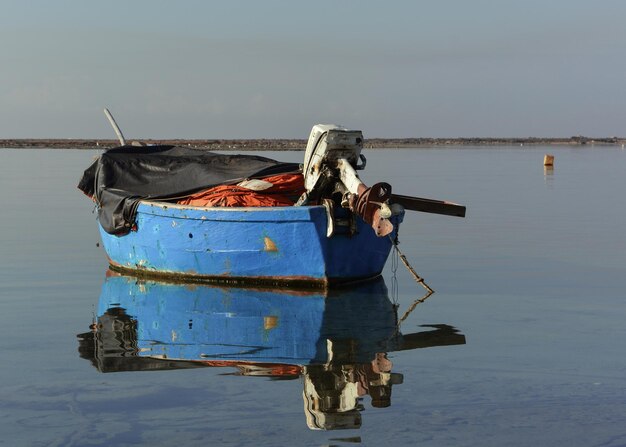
[1,136,624,150]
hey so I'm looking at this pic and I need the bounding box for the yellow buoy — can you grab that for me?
[543,154,554,166]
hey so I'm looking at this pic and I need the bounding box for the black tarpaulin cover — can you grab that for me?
[78,145,301,235]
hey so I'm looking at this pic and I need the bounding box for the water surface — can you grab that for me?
[0,146,625,446]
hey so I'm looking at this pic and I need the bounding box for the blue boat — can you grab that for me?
[80,121,464,288]
[101,202,400,288]
[78,272,465,429]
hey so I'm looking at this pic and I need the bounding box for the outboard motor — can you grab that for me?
[302,124,365,192]
[299,124,396,237]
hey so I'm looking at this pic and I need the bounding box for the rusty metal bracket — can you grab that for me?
[350,182,394,237]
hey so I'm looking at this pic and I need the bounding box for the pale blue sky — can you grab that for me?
[2,1,625,138]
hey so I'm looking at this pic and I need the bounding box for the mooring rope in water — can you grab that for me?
[397,289,434,324]
[389,235,435,324]
[390,235,400,307]
[389,235,434,294]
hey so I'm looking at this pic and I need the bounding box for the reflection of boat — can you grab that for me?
[77,271,466,430]
[79,119,464,288]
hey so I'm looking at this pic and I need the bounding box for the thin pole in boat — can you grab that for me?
[103,108,127,146]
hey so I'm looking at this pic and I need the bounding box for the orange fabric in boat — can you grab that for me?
[178,173,304,207]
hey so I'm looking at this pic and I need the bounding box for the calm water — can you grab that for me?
[0,146,625,446]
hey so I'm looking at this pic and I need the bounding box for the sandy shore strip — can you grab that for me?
[1,136,624,150]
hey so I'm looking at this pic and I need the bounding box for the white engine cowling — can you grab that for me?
[302,124,364,192]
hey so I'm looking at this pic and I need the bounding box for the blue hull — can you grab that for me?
[100,201,401,287]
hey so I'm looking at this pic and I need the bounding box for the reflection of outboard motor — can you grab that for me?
[301,344,403,431]
[302,364,363,431]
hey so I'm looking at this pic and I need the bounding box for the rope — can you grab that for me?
[398,289,434,324]
[388,235,435,325]
[390,234,399,307]
[397,250,433,294]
